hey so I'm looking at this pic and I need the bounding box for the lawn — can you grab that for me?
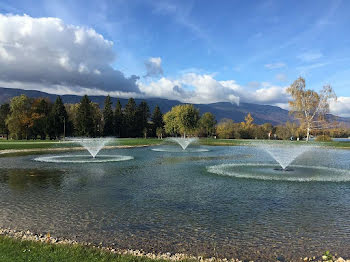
[0,235,165,262]
[0,137,349,152]
[199,138,350,148]
[0,138,161,151]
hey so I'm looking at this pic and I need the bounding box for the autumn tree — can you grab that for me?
[240,113,255,139]
[287,77,337,141]
[216,119,235,139]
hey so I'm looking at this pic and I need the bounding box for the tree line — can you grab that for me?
[0,94,218,140]
[0,77,349,140]
[0,94,164,140]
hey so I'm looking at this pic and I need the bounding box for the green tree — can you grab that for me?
[163,109,179,136]
[287,77,336,141]
[102,95,114,136]
[199,112,216,137]
[31,98,51,139]
[136,101,150,137]
[151,105,163,137]
[114,99,123,137]
[156,127,164,139]
[163,104,200,137]
[76,95,95,137]
[91,102,102,137]
[48,96,68,139]
[124,98,137,137]
[177,104,200,137]
[0,103,10,139]
[6,95,33,140]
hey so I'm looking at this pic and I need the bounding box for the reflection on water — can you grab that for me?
[0,168,64,191]
[0,146,350,261]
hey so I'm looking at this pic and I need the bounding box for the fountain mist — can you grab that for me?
[168,137,199,150]
[68,137,114,158]
[255,142,312,170]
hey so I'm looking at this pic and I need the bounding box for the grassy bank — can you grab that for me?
[0,138,349,152]
[199,138,350,148]
[0,235,163,262]
[0,138,161,151]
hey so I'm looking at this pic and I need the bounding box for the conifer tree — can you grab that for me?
[102,95,114,136]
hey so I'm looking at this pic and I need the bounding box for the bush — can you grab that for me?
[315,135,332,142]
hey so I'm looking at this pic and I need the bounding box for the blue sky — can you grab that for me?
[0,0,349,115]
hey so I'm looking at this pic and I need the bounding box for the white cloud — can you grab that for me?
[139,73,289,107]
[297,51,323,62]
[0,14,139,93]
[144,57,163,77]
[264,62,286,69]
[330,97,350,117]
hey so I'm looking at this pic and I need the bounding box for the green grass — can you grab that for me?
[0,137,349,152]
[0,235,165,262]
[116,138,161,146]
[0,138,161,151]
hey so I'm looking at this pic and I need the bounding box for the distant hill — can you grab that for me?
[0,87,349,126]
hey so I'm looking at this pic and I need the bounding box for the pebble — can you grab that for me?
[1,227,350,261]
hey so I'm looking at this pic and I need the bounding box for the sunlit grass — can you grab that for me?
[0,235,166,262]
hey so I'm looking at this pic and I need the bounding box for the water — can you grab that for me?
[1,146,350,261]
[168,137,199,150]
[34,154,134,163]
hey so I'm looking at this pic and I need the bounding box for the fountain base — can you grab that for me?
[273,168,294,172]
[34,154,134,163]
[207,163,350,182]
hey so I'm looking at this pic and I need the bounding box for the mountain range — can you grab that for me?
[0,87,349,126]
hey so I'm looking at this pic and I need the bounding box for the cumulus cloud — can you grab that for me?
[330,97,350,117]
[139,73,290,107]
[144,57,163,77]
[264,62,286,69]
[0,14,140,93]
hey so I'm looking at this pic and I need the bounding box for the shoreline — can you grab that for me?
[0,227,242,262]
[0,227,349,262]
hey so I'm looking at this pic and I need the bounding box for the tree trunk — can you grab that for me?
[306,124,310,142]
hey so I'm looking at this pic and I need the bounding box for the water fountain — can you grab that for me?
[68,137,114,158]
[152,137,209,152]
[207,141,350,182]
[168,137,199,150]
[34,137,134,163]
[255,142,312,171]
